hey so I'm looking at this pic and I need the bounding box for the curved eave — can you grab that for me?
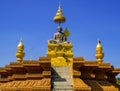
[112,68,120,73]
[0,68,7,73]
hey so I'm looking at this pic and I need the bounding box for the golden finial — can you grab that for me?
[95,39,104,63]
[17,38,24,51]
[16,38,25,62]
[96,39,102,53]
[53,3,66,24]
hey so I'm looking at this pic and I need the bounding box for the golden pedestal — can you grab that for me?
[47,42,74,66]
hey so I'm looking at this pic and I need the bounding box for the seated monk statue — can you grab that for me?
[48,26,67,44]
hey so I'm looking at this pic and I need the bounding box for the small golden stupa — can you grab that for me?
[16,39,25,62]
[95,39,104,63]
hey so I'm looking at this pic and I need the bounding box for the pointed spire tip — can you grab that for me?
[98,39,101,44]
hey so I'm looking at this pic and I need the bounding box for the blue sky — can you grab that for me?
[0,0,120,76]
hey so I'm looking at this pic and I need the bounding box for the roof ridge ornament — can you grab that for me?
[16,38,25,62]
[95,39,104,63]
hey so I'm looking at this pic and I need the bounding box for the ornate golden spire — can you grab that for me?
[95,39,104,63]
[53,3,66,24]
[16,38,25,62]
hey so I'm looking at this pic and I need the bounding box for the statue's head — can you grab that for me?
[57,26,62,32]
